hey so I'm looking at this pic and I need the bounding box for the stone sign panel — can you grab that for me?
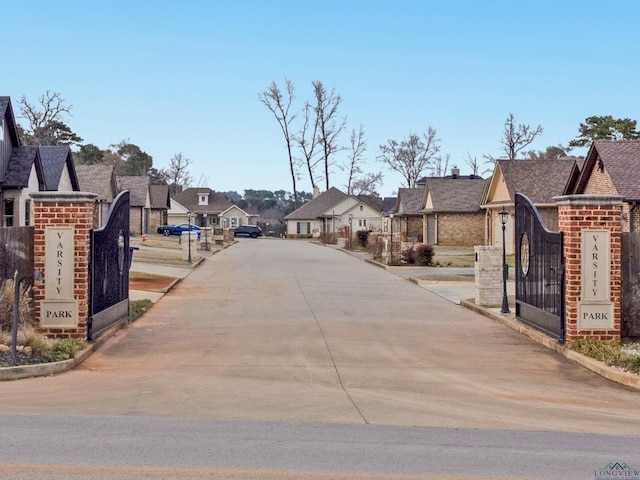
[42,226,77,327]
[579,230,613,330]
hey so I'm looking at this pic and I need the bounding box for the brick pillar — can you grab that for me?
[556,195,623,342]
[31,192,97,339]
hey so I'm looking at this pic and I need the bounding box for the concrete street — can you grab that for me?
[1,239,639,434]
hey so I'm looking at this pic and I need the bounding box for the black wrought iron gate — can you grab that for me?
[515,193,566,343]
[88,191,131,340]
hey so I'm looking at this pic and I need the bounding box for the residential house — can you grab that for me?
[565,140,640,232]
[420,174,487,246]
[169,188,234,228]
[284,187,383,238]
[394,187,425,242]
[74,164,118,228]
[219,204,258,229]
[149,184,170,232]
[1,96,80,227]
[481,158,578,253]
[117,175,151,235]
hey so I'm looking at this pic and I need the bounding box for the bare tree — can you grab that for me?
[429,153,450,177]
[259,79,300,207]
[377,127,440,188]
[351,172,383,196]
[165,152,193,194]
[312,81,347,190]
[18,91,82,146]
[296,101,321,190]
[501,112,543,160]
[464,152,490,177]
[345,126,367,194]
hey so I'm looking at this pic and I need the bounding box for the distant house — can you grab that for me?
[394,187,425,242]
[0,96,80,227]
[565,140,640,232]
[75,164,118,228]
[169,188,234,229]
[117,175,151,235]
[420,174,487,246]
[481,158,578,253]
[149,184,170,232]
[219,204,258,229]
[284,187,383,238]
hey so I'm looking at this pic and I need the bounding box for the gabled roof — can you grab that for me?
[486,158,576,205]
[573,140,640,201]
[38,145,80,191]
[422,177,487,213]
[381,197,397,214]
[284,187,348,220]
[172,187,233,213]
[0,96,20,147]
[117,175,150,207]
[3,146,43,189]
[149,184,170,209]
[395,187,424,215]
[76,164,117,201]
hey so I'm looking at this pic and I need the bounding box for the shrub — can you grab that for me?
[130,299,154,322]
[0,277,33,332]
[401,246,417,264]
[416,244,435,266]
[356,230,369,248]
[570,339,640,374]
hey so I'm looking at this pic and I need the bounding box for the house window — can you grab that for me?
[24,200,31,226]
[3,198,14,227]
[358,219,362,227]
[360,205,363,211]
[297,222,310,234]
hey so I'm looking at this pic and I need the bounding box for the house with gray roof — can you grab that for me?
[482,158,578,253]
[1,96,80,227]
[284,187,383,239]
[565,140,640,232]
[117,175,151,235]
[394,187,425,242]
[149,184,171,232]
[168,187,237,229]
[76,164,118,228]
[420,175,487,246]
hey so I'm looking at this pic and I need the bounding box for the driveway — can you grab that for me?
[1,239,639,434]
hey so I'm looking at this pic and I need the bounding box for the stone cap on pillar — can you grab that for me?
[30,191,98,203]
[554,194,624,207]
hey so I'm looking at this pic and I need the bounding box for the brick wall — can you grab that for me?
[31,192,97,339]
[437,212,484,246]
[557,195,623,342]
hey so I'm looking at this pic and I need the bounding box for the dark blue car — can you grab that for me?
[157,223,201,239]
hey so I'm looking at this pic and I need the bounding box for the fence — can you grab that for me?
[0,227,33,281]
[622,232,640,337]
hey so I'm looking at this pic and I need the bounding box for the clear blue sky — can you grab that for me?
[3,0,639,197]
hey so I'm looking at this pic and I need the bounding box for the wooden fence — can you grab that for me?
[0,227,34,281]
[622,232,640,337]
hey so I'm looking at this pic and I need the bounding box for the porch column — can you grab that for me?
[556,195,623,342]
[31,192,97,339]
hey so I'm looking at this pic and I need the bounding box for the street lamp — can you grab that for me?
[187,211,194,264]
[389,212,395,266]
[203,213,209,251]
[499,208,510,313]
[349,214,353,249]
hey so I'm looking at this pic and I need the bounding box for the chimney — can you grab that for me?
[451,167,460,179]
[313,186,320,198]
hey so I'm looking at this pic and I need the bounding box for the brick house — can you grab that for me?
[116,175,150,235]
[394,187,425,242]
[482,158,578,254]
[149,184,170,232]
[75,164,118,228]
[564,140,640,232]
[420,174,487,246]
[169,188,235,229]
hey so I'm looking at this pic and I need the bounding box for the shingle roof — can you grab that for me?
[497,158,576,204]
[38,145,79,191]
[150,184,170,209]
[422,177,487,213]
[381,197,397,214]
[76,164,117,201]
[172,187,233,213]
[396,187,424,215]
[284,187,348,220]
[3,146,41,188]
[578,140,640,200]
[0,96,20,146]
[117,176,150,207]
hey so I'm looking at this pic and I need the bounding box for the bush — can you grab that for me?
[416,244,435,265]
[401,246,417,264]
[0,277,33,332]
[356,230,369,248]
[570,339,640,374]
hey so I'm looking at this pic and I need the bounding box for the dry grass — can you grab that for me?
[0,277,33,332]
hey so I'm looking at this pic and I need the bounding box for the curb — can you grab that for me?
[460,298,640,391]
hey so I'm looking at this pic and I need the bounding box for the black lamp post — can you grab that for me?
[349,214,353,249]
[499,208,510,313]
[187,211,194,264]
[389,212,395,266]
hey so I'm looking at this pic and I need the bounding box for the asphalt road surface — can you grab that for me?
[1,239,639,479]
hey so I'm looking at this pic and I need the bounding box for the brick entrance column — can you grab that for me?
[556,195,623,342]
[31,192,97,339]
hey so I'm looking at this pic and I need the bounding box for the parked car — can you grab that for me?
[233,225,263,238]
[157,223,201,239]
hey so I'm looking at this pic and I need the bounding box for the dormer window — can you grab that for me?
[198,192,210,205]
